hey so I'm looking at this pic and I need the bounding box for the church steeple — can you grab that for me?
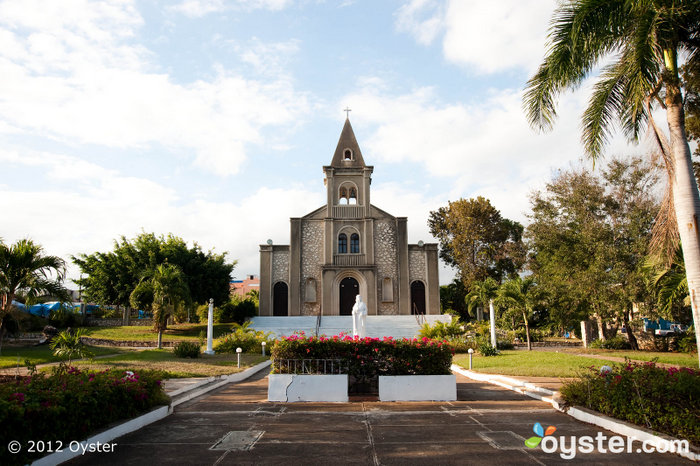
[330,118,366,168]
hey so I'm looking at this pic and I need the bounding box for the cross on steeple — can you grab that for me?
[344,107,351,119]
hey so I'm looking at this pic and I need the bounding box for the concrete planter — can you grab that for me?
[268,374,348,402]
[379,375,457,401]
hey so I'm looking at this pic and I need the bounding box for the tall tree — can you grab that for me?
[0,239,69,353]
[523,0,700,364]
[465,277,499,322]
[131,263,190,349]
[440,278,469,320]
[428,197,525,286]
[527,158,658,345]
[497,276,538,351]
[74,233,235,313]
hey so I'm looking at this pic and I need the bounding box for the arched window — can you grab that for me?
[338,233,347,254]
[343,149,353,160]
[350,233,360,253]
[349,187,357,205]
[339,186,348,205]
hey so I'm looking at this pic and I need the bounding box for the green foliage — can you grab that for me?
[428,197,525,285]
[477,342,499,357]
[73,232,235,309]
[465,278,499,319]
[49,329,93,363]
[214,323,272,353]
[0,367,169,464]
[270,334,454,377]
[196,296,257,324]
[677,328,698,354]
[561,361,700,444]
[418,317,463,340]
[589,335,632,350]
[440,279,468,320]
[173,341,200,358]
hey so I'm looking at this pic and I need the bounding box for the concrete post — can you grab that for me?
[489,299,497,348]
[205,298,215,355]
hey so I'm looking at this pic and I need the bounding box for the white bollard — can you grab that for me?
[205,298,215,355]
[262,341,266,357]
[468,348,474,370]
[489,299,497,348]
[236,347,242,368]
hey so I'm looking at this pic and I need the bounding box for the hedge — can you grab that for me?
[560,360,700,444]
[270,334,454,378]
[0,367,169,465]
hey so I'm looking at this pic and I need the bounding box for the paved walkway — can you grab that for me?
[67,367,690,465]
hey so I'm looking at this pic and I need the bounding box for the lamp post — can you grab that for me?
[468,348,474,370]
[489,299,497,348]
[236,347,242,368]
[204,298,215,355]
[261,341,266,357]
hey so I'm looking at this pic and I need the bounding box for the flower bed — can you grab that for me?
[0,367,169,465]
[270,334,454,378]
[560,360,700,445]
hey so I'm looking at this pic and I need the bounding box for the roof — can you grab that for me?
[329,118,366,168]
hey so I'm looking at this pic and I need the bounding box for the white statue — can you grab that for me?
[352,294,367,338]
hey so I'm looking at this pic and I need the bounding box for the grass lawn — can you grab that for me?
[453,350,621,377]
[0,345,124,369]
[79,323,236,342]
[71,348,269,378]
[572,349,698,368]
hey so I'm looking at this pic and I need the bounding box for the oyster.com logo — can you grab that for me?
[525,422,556,448]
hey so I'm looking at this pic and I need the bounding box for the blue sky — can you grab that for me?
[0,0,649,285]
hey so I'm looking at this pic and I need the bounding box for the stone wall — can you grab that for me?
[85,318,152,327]
[374,220,398,315]
[408,249,426,283]
[301,220,324,315]
[272,249,289,284]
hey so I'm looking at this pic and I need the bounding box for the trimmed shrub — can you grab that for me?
[0,367,169,465]
[270,334,454,378]
[418,317,464,339]
[214,323,272,353]
[477,342,499,356]
[561,360,700,444]
[589,335,631,350]
[173,341,200,358]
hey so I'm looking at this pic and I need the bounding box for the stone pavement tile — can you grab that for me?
[68,443,223,466]
[370,424,484,444]
[280,402,366,412]
[256,423,368,443]
[366,412,479,426]
[114,422,235,444]
[374,442,542,465]
[217,442,376,465]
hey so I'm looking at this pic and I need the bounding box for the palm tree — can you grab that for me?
[130,263,190,349]
[0,239,69,353]
[523,0,700,366]
[465,278,499,321]
[497,276,537,351]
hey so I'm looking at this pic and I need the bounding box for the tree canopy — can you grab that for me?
[73,233,235,309]
[428,197,525,286]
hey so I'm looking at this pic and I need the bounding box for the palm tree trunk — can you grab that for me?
[666,95,700,368]
[157,330,163,349]
[522,311,531,351]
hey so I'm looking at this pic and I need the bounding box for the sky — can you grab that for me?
[0,0,651,287]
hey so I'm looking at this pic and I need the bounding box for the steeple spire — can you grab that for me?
[330,117,366,168]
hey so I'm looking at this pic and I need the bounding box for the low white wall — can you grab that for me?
[379,375,456,401]
[268,374,348,402]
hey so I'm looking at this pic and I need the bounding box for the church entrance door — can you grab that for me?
[410,281,426,315]
[339,277,359,315]
[273,282,288,316]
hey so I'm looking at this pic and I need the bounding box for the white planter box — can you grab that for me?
[379,375,457,401]
[268,374,348,402]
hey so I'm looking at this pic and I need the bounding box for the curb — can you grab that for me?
[32,360,272,466]
[451,365,700,462]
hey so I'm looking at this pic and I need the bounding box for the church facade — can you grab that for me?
[259,119,440,317]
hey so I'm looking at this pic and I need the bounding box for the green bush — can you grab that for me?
[677,328,697,354]
[173,341,201,358]
[196,297,258,324]
[270,334,454,378]
[214,323,272,353]
[561,360,700,444]
[418,317,464,339]
[0,367,169,465]
[477,341,499,356]
[589,335,631,350]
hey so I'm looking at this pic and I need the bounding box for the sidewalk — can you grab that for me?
[66,367,691,465]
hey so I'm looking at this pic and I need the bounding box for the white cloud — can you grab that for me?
[0,0,309,176]
[396,0,556,74]
[0,147,322,284]
[171,0,293,17]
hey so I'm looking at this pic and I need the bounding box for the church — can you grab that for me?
[259,118,440,317]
